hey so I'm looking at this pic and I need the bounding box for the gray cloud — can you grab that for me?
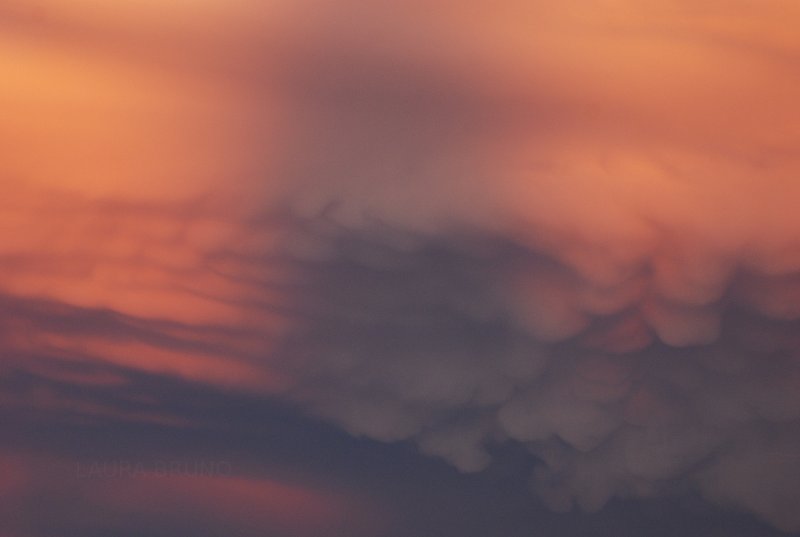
[267,219,800,532]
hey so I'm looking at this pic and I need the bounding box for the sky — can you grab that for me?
[1,1,800,535]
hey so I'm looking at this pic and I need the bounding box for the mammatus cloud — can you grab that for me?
[2,0,800,534]
[273,225,800,531]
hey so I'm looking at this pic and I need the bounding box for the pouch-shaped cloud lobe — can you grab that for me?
[2,0,800,534]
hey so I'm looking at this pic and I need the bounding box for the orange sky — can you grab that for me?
[5,0,799,351]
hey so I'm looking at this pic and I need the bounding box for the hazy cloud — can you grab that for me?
[2,0,800,534]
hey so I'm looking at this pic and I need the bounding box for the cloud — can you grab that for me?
[269,223,800,530]
[2,0,800,534]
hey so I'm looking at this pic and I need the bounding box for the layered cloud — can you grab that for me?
[2,0,800,534]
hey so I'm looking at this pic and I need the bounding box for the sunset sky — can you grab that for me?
[2,1,800,536]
